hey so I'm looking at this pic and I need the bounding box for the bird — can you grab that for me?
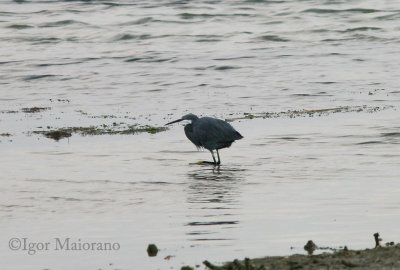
[165,113,243,165]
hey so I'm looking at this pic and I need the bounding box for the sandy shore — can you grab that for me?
[203,244,400,270]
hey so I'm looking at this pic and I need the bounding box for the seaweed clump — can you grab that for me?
[226,106,392,122]
[43,130,72,141]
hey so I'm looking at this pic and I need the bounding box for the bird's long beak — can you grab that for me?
[165,118,183,126]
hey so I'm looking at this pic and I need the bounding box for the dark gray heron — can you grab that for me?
[165,113,243,165]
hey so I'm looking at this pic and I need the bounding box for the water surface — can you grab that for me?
[1,0,400,269]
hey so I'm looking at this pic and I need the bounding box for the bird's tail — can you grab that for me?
[235,131,243,140]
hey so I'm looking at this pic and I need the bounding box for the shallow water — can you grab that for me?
[1,0,400,269]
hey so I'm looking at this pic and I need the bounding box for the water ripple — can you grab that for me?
[303,8,382,14]
[258,35,289,42]
[23,74,57,81]
[6,24,33,29]
[39,19,89,28]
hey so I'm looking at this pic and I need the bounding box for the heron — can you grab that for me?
[165,113,243,165]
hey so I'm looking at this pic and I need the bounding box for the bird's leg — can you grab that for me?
[199,150,219,165]
[199,150,217,165]
[210,150,217,165]
[216,149,221,165]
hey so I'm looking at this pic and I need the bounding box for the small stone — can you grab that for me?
[147,244,158,257]
[304,240,317,255]
[181,266,194,270]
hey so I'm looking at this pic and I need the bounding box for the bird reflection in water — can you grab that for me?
[184,166,245,242]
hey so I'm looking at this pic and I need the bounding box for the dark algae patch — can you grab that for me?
[21,107,51,113]
[33,124,167,140]
[41,130,72,141]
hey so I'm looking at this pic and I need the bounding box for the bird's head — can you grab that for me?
[165,113,199,125]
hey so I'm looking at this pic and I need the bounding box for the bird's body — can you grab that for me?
[184,116,242,151]
[166,113,243,165]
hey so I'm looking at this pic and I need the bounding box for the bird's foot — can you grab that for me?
[191,160,220,166]
[202,161,220,166]
[189,159,222,166]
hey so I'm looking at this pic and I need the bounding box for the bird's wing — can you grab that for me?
[184,124,202,149]
[193,118,242,145]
